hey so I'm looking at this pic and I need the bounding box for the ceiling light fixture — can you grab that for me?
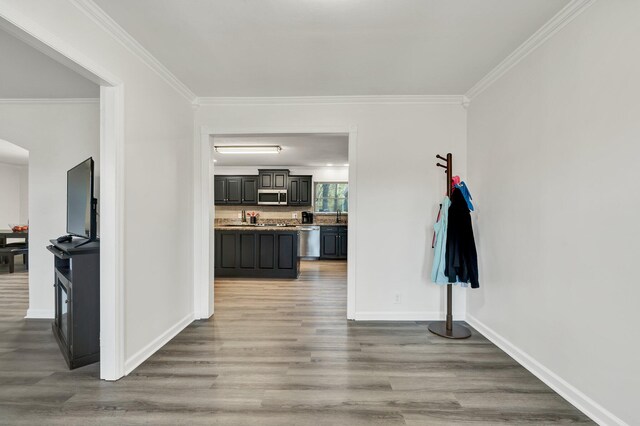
[343,163,349,167]
[326,163,334,166]
[214,145,281,155]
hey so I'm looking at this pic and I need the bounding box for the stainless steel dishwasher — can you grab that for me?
[298,225,320,258]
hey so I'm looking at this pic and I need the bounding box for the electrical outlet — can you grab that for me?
[292,213,298,219]
[394,293,401,304]
[237,213,242,219]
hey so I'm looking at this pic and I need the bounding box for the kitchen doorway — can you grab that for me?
[193,127,358,320]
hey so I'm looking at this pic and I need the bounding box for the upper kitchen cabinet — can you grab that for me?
[226,177,242,204]
[215,176,257,205]
[259,169,289,189]
[241,177,258,204]
[288,176,312,206]
[214,176,226,204]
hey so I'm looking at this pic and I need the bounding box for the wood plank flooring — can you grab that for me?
[0,259,593,425]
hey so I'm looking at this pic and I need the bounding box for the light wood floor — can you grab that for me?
[0,260,592,425]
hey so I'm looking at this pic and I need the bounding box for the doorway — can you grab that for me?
[194,127,358,320]
[0,139,29,306]
[0,17,124,380]
[211,133,350,318]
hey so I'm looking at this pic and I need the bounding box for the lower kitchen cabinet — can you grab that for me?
[215,229,300,278]
[320,226,348,259]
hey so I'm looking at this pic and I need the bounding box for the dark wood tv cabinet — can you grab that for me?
[47,239,100,369]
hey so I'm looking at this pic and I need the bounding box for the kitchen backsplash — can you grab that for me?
[215,205,347,225]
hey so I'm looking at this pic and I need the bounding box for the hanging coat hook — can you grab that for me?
[436,163,447,169]
[436,154,448,162]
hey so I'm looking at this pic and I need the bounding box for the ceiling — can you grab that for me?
[0,25,99,98]
[94,0,569,97]
[211,134,348,167]
[0,139,29,165]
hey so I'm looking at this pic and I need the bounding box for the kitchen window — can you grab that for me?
[314,182,348,213]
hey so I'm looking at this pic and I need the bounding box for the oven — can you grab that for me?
[258,189,288,205]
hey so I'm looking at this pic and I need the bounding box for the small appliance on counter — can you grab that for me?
[301,211,314,224]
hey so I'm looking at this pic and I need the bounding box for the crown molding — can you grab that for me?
[465,0,597,101]
[70,0,197,103]
[0,98,99,104]
[195,95,467,107]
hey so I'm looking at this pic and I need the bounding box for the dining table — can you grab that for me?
[0,229,28,265]
[0,229,29,244]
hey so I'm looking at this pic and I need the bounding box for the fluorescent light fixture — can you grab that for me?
[214,145,281,155]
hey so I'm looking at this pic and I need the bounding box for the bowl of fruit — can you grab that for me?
[9,224,28,233]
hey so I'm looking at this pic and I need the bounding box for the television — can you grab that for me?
[67,157,97,241]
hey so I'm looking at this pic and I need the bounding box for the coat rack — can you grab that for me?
[428,153,472,339]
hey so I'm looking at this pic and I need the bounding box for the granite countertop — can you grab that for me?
[215,225,300,231]
[215,223,347,231]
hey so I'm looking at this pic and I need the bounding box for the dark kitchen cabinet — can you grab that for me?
[259,169,289,189]
[215,176,257,205]
[215,229,300,278]
[241,177,257,204]
[288,175,312,206]
[320,226,348,259]
[214,176,226,204]
[339,227,348,257]
[226,177,242,204]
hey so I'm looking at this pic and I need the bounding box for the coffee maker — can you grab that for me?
[301,211,314,224]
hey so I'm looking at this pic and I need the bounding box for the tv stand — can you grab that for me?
[74,237,99,248]
[47,239,100,369]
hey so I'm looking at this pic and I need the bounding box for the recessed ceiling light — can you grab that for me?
[343,163,349,167]
[214,145,281,155]
[213,159,217,162]
[326,163,334,166]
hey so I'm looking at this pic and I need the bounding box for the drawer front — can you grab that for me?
[321,226,339,233]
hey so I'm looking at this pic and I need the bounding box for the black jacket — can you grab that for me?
[445,188,479,288]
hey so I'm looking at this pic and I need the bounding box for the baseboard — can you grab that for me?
[354,311,466,321]
[466,314,627,426]
[124,312,194,375]
[25,308,54,319]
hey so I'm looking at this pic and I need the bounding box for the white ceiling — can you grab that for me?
[0,25,99,98]
[94,0,569,97]
[0,139,29,165]
[211,134,348,167]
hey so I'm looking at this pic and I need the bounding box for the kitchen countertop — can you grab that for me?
[215,223,347,231]
[215,225,299,231]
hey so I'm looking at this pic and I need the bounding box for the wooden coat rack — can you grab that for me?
[428,153,472,339]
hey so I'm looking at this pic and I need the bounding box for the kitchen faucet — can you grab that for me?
[336,209,342,223]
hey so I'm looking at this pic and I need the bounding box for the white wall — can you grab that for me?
[197,102,467,319]
[1,0,195,375]
[467,1,639,425]
[0,161,28,227]
[0,102,99,318]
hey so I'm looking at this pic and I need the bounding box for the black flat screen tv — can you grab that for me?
[67,157,96,240]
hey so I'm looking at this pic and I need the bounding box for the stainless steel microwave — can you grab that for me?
[258,189,288,205]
